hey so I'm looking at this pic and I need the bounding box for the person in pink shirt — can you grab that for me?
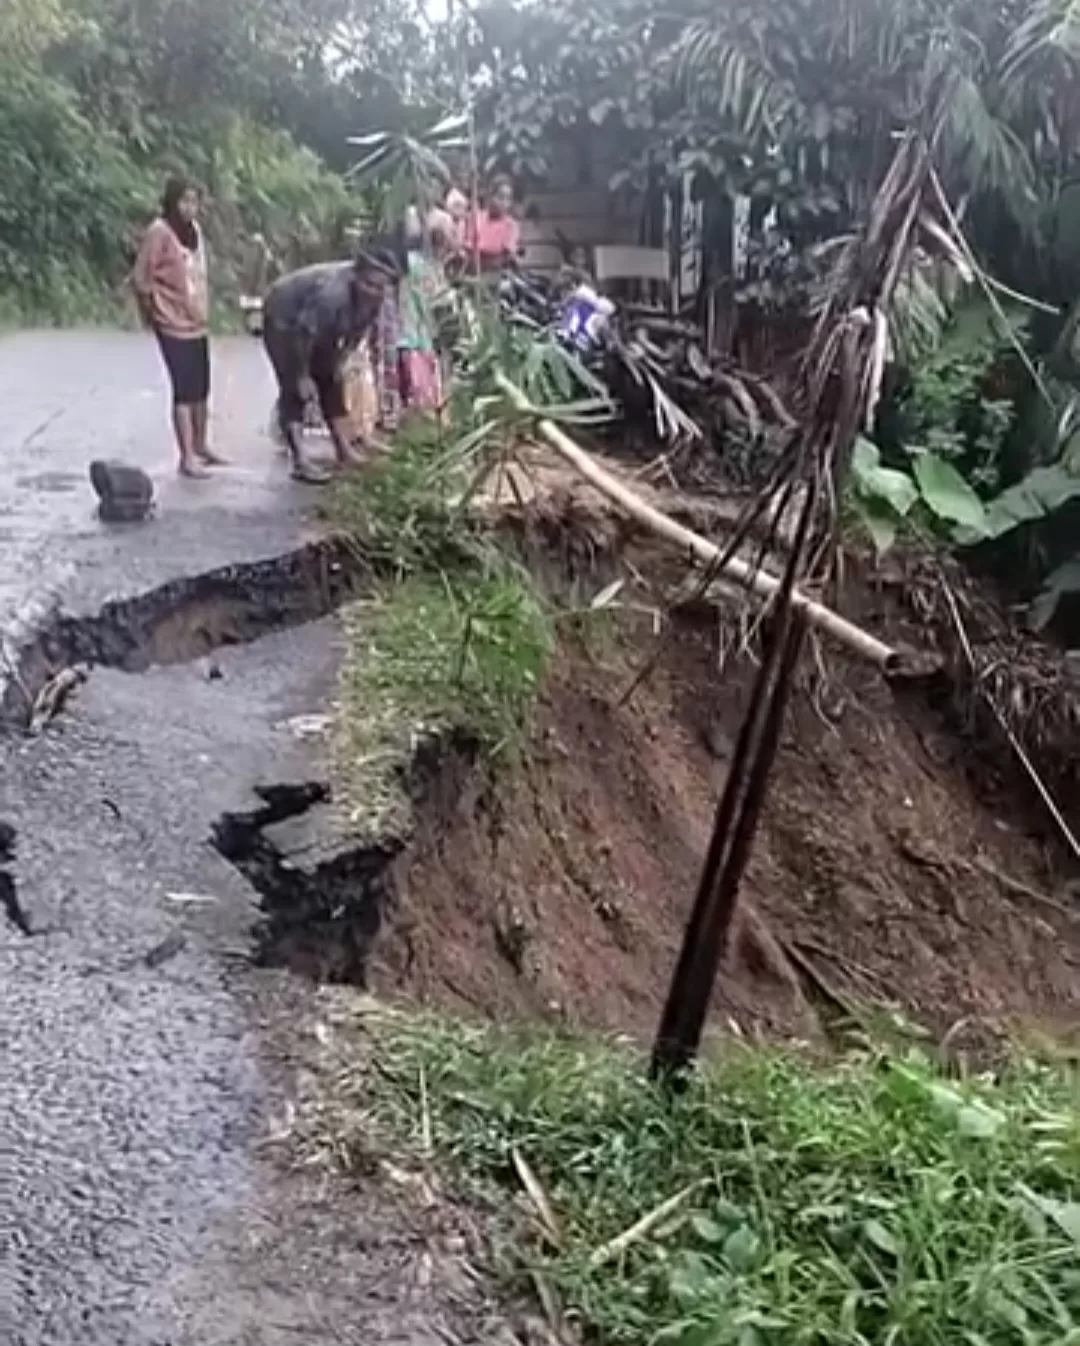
[465,175,521,271]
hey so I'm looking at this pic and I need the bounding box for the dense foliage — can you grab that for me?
[0,0,433,320]
[459,0,1080,612]
[464,0,1080,303]
[8,0,1080,324]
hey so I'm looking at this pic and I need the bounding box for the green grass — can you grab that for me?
[328,416,481,576]
[329,419,555,827]
[334,1011,1080,1346]
[338,566,553,825]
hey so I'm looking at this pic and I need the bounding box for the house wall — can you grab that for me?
[517,133,642,275]
[514,130,719,312]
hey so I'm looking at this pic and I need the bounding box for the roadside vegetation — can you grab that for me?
[328,413,555,830]
[0,0,428,321]
[327,287,622,825]
[306,1007,1080,1346]
[458,0,1080,623]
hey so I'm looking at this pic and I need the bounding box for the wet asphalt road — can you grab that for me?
[0,331,311,675]
[0,333,481,1345]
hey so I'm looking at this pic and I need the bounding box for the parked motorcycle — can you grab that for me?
[497,267,704,443]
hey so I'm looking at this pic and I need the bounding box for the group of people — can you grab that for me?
[132,173,522,483]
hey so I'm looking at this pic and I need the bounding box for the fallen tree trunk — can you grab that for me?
[494,372,898,670]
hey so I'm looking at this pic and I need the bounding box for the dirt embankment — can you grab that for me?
[371,538,1080,1046]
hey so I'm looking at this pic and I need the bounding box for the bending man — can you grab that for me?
[262,242,401,483]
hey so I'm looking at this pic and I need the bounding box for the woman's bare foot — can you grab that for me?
[179,458,211,479]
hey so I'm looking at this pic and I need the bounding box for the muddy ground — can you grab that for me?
[371,562,1080,1049]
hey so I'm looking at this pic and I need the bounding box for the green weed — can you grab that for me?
[331,419,555,826]
[328,416,483,577]
[338,566,553,821]
[344,1013,1080,1346]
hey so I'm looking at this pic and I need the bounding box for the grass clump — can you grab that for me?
[348,1013,1080,1346]
[339,567,552,801]
[330,419,554,824]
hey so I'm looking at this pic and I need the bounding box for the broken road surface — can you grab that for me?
[0,333,487,1345]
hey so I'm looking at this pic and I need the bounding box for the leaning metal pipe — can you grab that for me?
[493,372,897,670]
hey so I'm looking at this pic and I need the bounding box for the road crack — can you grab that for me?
[0,821,33,936]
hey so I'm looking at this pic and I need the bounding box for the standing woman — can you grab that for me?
[134,176,221,478]
[464,175,521,272]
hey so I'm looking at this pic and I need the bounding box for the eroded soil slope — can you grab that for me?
[374,601,1080,1043]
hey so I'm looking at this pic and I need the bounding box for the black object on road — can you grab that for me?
[90,459,155,523]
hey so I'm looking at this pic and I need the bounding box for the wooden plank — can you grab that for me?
[522,218,638,246]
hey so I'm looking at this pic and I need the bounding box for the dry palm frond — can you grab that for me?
[888,252,954,363]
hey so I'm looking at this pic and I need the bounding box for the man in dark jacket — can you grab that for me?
[262,242,401,483]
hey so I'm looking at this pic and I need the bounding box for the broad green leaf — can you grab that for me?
[978,464,1080,542]
[722,1224,761,1271]
[689,1213,727,1245]
[853,495,899,554]
[913,451,988,533]
[851,437,919,517]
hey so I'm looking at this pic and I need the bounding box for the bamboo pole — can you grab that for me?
[493,372,898,669]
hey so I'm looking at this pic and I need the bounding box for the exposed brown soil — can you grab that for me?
[373,579,1080,1045]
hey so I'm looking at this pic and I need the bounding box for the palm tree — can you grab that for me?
[670,0,1080,306]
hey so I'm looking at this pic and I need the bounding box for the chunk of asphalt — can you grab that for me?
[143,929,187,968]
